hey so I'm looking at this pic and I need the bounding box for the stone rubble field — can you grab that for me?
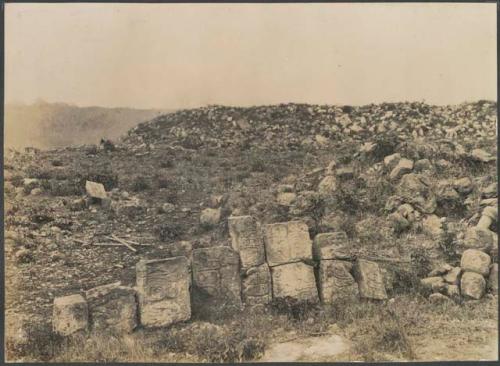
[4,101,498,362]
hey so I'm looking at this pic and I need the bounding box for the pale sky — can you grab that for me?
[5,3,497,109]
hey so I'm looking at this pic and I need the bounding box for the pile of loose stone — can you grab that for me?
[52,216,388,336]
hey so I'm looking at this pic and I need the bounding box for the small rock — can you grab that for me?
[461,272,486,299]
[481,183,497,199]
[277,192,297,206]
[445,284,461,298]
[85,180,107,200]
[161,202,176,213]
[317,175,337,196]
[420,277,446,292]
[470,149,496,163]
[30,188,43,196]
[428,263,453,277]
[200,208,221,226]
[488,263,498,292]
[384,153,401,171]
[461,249,491,276]
[414,159,433,172]
[336,167,355,179]
[389,158,414,181]
[453,177,473,194]
[422,215,444,239]
[443,267,461,285]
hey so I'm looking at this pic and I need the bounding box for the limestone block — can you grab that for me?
[461,249,491,276]
[318,260,358,304]
[271,262,319,302]
[85,282,137,333]
[353,259,387,300]
[192,246,241,303]
[264,221,312,267]
[242,263,272,306]
[53,294,88,336]
[228,215,266,269]
[312,232,352,261]
[136,257,191,328]
[461,272,486,300]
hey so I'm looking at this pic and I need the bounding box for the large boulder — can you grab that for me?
[192,246,241,304]
[53,294,88,336]
[353,259,387,300]
[318,260,358,303]
[460,249,491,276]
[241,263,272,306]
[270,262,318,302]
[461,272,486,299]
[312,232,353,260]
[228,215,266,269]
[136,257,191,328]
[85,282,138,333]
[263,221,312,267]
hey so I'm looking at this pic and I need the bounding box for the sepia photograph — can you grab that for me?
[3,2,498,363]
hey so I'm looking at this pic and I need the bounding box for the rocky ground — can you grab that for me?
[4,100,498,362]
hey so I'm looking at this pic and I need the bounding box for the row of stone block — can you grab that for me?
[228,216,388,305]
[53,256,191,336]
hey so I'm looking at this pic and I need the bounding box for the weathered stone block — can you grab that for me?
[462,227,494,253]
[460,249,491,276]
[271,262,318,302]
[318,260,358,304]
[312,232,352,261]
[53,294,88,336]
[389,158,413,181]
[353,259,387,300]
[461,272,486,300]
[136,257,191,328]
[264,221,312,267]
[85,282,137,333]
[228,215,266,269]
[242,263,272,306]
[192,246,241,303]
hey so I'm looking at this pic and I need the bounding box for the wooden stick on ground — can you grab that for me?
[109,234,137,252]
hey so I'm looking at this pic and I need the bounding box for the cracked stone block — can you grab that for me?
[318,260,358,304]
[86,282,137,333]
[242,263,272,306]
[312,232,352,260]
[264,221,312,267]
[192,246,241,304]
[353,259,388,300]
[53,294,88,336]
[270,262,318,302]
[228,215,266,269]
[136,256,191,328]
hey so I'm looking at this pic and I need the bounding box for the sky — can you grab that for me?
[5,3,497,109]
